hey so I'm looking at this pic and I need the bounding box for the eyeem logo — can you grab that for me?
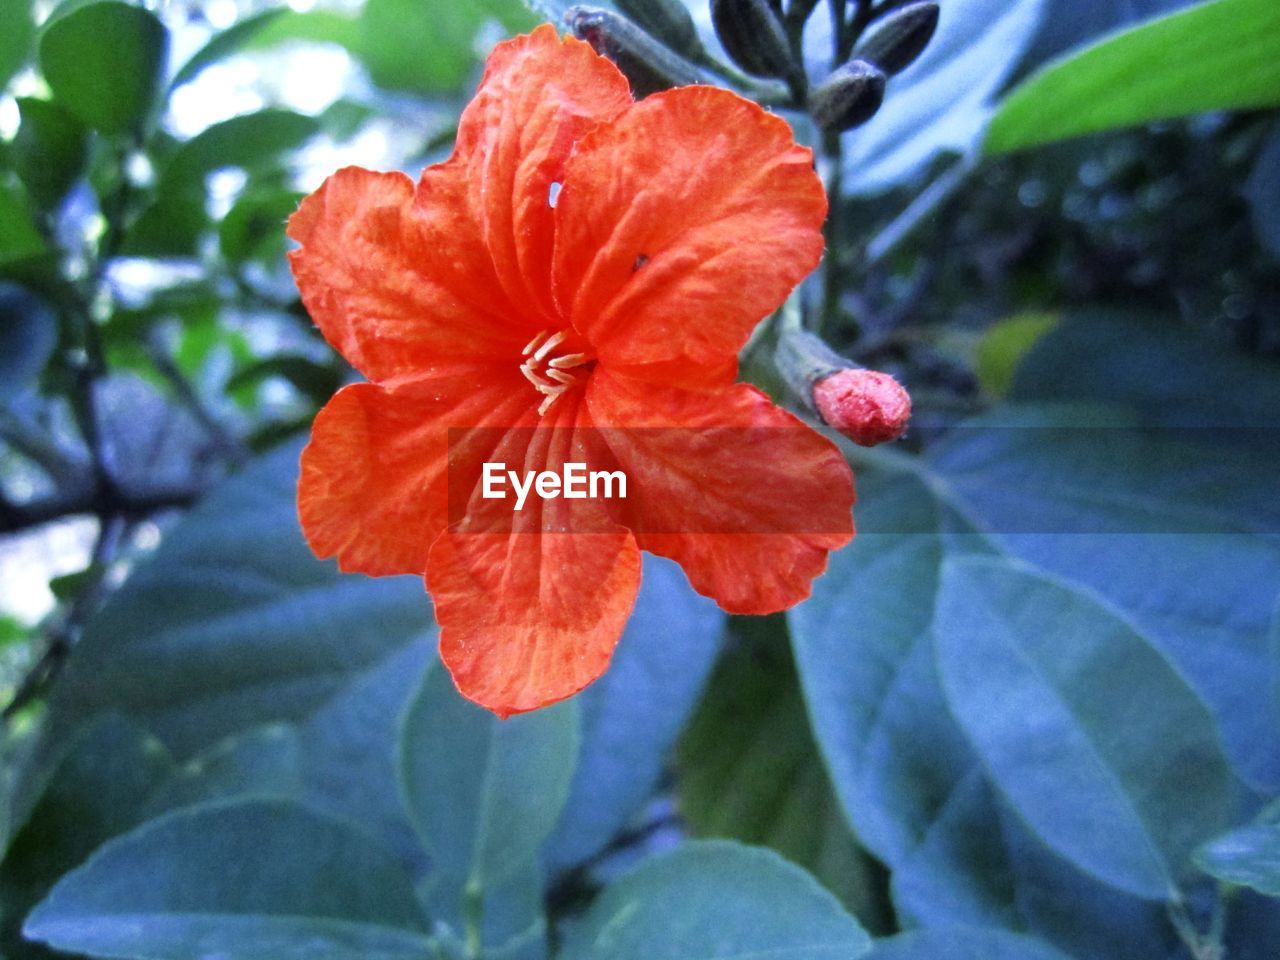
[482,462,627,511]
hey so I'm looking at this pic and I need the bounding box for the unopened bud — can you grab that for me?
[855,1,939,76]
[774,324,911,446]
[566,6,703,97]
[809,60,886,131]
[813,368,912,446]
[710,0,794,79]
[615,0,705,63]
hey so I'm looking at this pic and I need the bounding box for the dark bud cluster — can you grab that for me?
[854,1,940,76]
[709,0,794,80]
[614,0,706,63]
[565,5,703,97]
[808,59,886,132]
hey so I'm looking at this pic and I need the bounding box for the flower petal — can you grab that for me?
[288,167,528,385]
[587,369,854,613]
[428,394,641,717]
[298,369,534,577]
[447,24,633,328]
[553,86,827,389]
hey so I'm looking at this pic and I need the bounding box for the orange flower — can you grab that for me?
[288,25,854,717]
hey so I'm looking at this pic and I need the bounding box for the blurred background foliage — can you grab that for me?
[0,1,1278,959]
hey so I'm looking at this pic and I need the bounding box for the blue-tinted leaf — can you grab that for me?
[1195,822,1280,896]
[843,0,1046,192]
[545,555,722,870]
[25,800,431,960]
[143,724,304,816]
[929,404,1280,790]
[40,439,433,760]
[934,556,1235,898]
[866,927,1074,960]
[0,715,173,956]
[397,662,578,887]
[559,841,871,960]
[1246,126,1280,259]
[0,284,56,401]
[790,463,993,864]
[39,1,168,135]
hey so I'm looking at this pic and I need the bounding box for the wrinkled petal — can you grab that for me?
[428,393,641,716]
[298,369,534,577]
[447,24,633,327]
[553,86,827,390]
[587,369,854,613]
[288,167,528,385]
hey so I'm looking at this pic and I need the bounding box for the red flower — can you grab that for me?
[288,25,854,717]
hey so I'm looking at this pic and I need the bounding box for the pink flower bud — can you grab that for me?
[813,368,912,446]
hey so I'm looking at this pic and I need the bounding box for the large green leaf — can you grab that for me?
[398,662,578,887]
[544,555,723,870]
[39,1,168,135]
[0,181,46,266]
[559,841,871,960]
[0,715,173,960]
[358,0,534,94]
[1195,821,1280,897]
[24,799,431,960]
[11,98,89,210]
[986,0,1280,154]
[934,557,1235,899]
[678,615,886,928]
[0,0,35,93]
[169,8,287,90]
[38,439,433,761]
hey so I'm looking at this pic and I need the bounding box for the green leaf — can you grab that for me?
[248,9,363,51]
[397,663,578,888]
[358,0,532,94]
[934,556,1236,899]
[169,8,287,90]
[12,97,89,210]
[1195,822,1280,896]
[36,439,433,761]
[124,110,317,257]
[0,0,35,92]
[39,1,168,135]
[24,799,431,960]
[544,555,723,870]
[219,188,306,265]
[866,928,1075,960]
[0,180,46,266]
[679,615,887,929]
[0,714,174,958]
[986,0,1280,154]
[162,109,319,190]
[974,311,1059,396]
[558,840,871,960]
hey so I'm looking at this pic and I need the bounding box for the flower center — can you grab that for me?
[520,329,592,416]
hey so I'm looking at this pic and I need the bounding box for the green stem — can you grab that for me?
[462,880,483,960]
[864,155,974,266]
[821,128,848,335]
